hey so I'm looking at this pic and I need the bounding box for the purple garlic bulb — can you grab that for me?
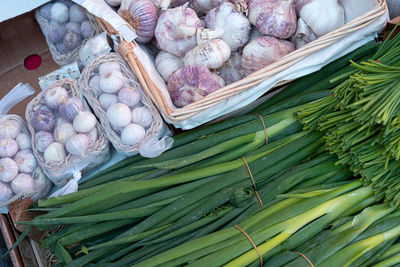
[58,97,85,121]
[55,42,69,54]
[248,0,297,39]
[63,32,82,50]
[118,0,158,43]
[155,6,203,57]
[168,66,221,107]
[31,110,56,132]
[48,21,67,43]
[242,36,295,75]
[184,39,231,69]
[39,3,52,20]
[69,4,87,23]
[66,22,81,35]
[217,52,245,85]
[35,131,54,153]
[80,20,95,39]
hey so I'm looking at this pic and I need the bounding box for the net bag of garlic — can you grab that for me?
[26,78,110,187]
[0,115,52,208]
[79,52,172,157]
[35,0,101,66]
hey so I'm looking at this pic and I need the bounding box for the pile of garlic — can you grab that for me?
[38,0,95,54]
[0,117,51,203]
[30,86,99,164]
[89,62,153,146]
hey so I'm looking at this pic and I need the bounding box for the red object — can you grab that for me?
[24,54,42,70]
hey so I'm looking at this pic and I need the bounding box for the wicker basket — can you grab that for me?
[78,52,165,156]
[26,79,110,187]
[96,0,388,128]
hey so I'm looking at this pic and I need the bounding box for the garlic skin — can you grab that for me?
[89,75,102,96]
[204,2,251,51]
[35,131,55,153]
[0,120,21,139]
[56,116,70,127]
[16,133,32,150]
[58,97,84,121]
[291,17,317,49]
[0,139,19,158]
[155,51,184,82]
[249,0,297,39]
[131,107,153,128]
[10,173,35,195]
[65,134,90,156]
[87,127,98,144]
[80,21,95,39]
[44,86,68,109]
[50,2,69,24]
[43,142,66,164]
[99,62,121,76]
[217,52,244,85]
[0,182,13,202]
[32,110,56,132]
[106,0,122,6]
[118,0,158,43]
[48,21,67,43]
[171,0,191,7]
[242,36,295,75]
[118,87,141,107]
[107,103,132,128]
[184,39,231,69]
[190,0,224,15]
[54,123,76,144]
[211,72,226,88]
[14,150,37,174]
[155,6,203,57]
[168,66,221,107]
[69,4,87,23]
[0,158,19,183]
[297,0,344,37]
[73,111,97,133]
[121,123,146,146]
[99,71,125,93]
[63,32,82,50]
[99,93,119,110]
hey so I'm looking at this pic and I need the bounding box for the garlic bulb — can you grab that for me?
[69,4,87,23]
[14,150,37,174]
[80,20,95,39]
[171,0,191,7]
[118,87,141,107]
[155,51,185,82]
[65,134,90,156]
[10,173,35,195]
[217,52,244,85]
[99,71,125,93]
[73,111,97,133]
[0,158,18,183]
[54,123,76,144]
[190,0,224,15]
[107,103,132,128]
[31,170,52,200]
[99,62,121,76]
[0,120,21,139]
[211,72,226,88]
[118,0,158,43]
[0,182,13,202]
[99,93,119,110]
[56,116,69,127]
[87,127,98,144]
[50,2,69,24]
[106,0,122,6]
[297,0,344,37]
[184,39,231,69]
[131,106,153,128]
[59,97,84,121]
[242,36,295,75]
[121,123,146,145]
[39,3,52,20]
[204,2,251,51]
[32,110,56,132]
[63,32,82,50]
[0,139,19,158]
[55,42,69,54]
[43,142,66,164]
[48,21,67,43]
[168,66,221,107]
[44,86,68,109]
[66,22,81,35]
[155,6,203,56]
[291,17,317,49]
[35,131,55,153]
[16,133,32,150]
[248,0,297,39]
[89,75,102,96]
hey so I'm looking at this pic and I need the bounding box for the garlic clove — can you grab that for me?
[99,62,121,76]
[89,75,102,96]
[99,93,119,110]
[0,138,19,158]
[0,158,19,183]
[217,51,244,85]
[0,182,13,202]
[35,131,55,153]
[80,20,95,39]
[14,150,37,174]
[50,2,69,24]
[43,142,66,164]
[107,103,132,128]
[44,86,69,109]
[69,4,87,23]
[118,87,141,108]
[54,123,77,144]
[87,127,98,144]
[73,111,97,133]
[63,32,82,51]
[184,39,231,69]
[0,120,21,139]
[131,106,153,128]
[65,134,90,156]
[58,97,84,121]
[10,173,35,195]
[99,71,125,94]
[121,123,146,146]
[155,51,184,82]
[32,110,56,132]
[16,133,32,150]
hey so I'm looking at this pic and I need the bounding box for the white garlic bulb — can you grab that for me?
[211,72,226,88]
[184,39,231,69]
[44,86,69,109]
[87,127,98,144]
[99,62,121,76]
[0,182,13,202]
[89,75,102,96]
[69,4,87,23]
[0,138,19,158]
[190,0,224,15]
[44,142,66,164]
[131,106,153,128]
[14,150,37,174]
[0,158,19,183]
[118,87,141,107]
[0,120,21,139]
[217,52,245,85]
[54,123,76,144]
[35,131,54,153]
[107,103,132,128]
[56,116,70,127]
[10,173,35,195]
[15,133,32,150]
[155,51,184,82]
[99,71,125,93]
[65,134,90,156]
[73,111,97,133]
[50,2,69,24]
[105,0,122,6]
[99,93,119,110]
[121,123,146,146]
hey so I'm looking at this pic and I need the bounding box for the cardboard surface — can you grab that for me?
[0,11,59,119]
